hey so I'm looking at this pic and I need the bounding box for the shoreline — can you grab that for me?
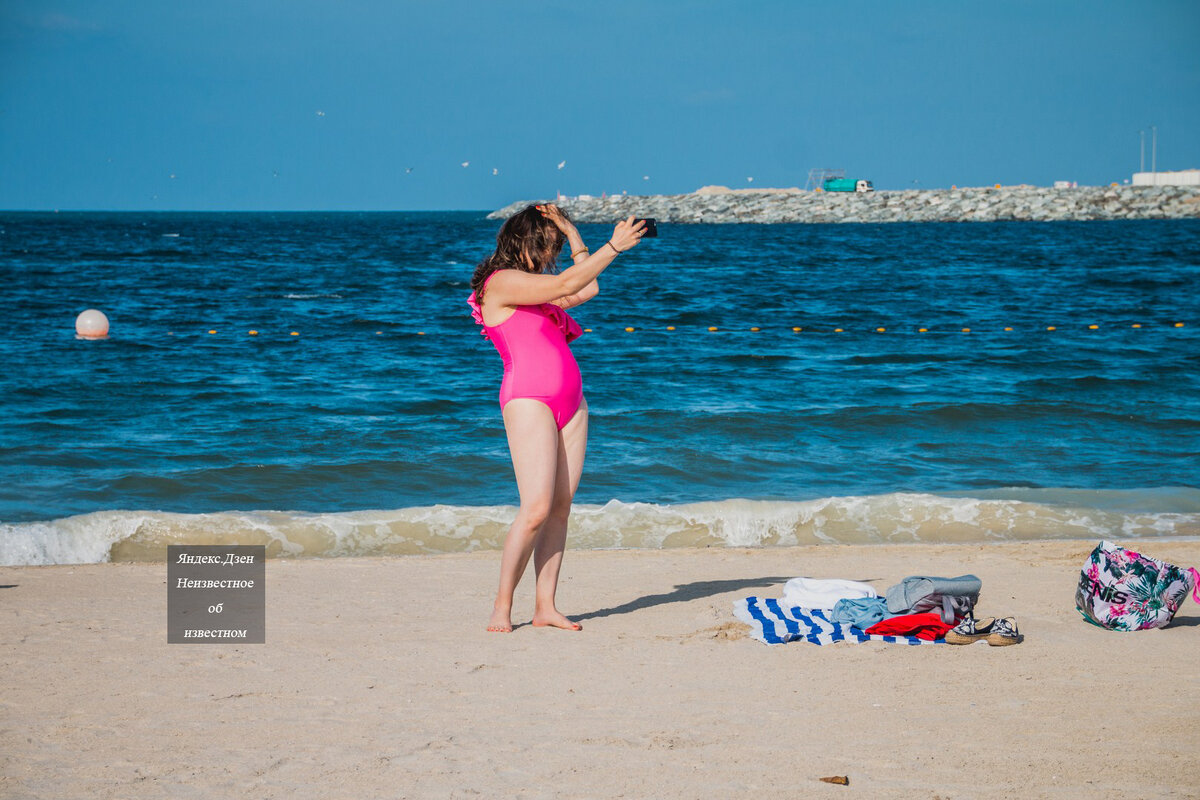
[490,184,1200,224]
[4,538,1199,798]
[6,489,1200,566]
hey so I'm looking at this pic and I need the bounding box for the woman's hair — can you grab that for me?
[471,204,568,302]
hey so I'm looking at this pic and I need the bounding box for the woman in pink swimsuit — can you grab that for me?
[469,204,645,632]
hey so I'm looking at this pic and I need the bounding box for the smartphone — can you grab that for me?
[636,218,658,237]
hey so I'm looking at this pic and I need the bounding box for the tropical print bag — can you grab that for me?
[1076,540,1200,631]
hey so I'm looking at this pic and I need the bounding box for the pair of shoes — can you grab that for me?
[945,616,1022,646]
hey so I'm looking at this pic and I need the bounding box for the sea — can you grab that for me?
[3,211,1199,566]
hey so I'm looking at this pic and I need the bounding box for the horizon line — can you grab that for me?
[0,208,496,214]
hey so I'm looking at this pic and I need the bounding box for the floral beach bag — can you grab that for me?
[1076,540,1200,631]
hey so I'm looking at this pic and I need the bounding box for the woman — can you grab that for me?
[468,204,645,632]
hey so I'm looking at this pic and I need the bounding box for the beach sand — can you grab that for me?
[3,539,1198,799]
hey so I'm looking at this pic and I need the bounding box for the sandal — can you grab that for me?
[946,616,1023,646]
[946,615,996,645]
[986,616,1022,646]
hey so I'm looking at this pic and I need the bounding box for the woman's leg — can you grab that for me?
[532,398,588,630]
[489,399,560,632]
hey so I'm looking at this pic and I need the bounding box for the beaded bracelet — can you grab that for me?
[606,240,624,254]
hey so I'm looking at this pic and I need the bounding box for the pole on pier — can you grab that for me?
[1151,125,1157,182]
[1140,130,1145,173]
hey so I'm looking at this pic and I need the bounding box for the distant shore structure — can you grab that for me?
[805,168,843,191]
[491,183,1200,224]
[1132,169,1200,187]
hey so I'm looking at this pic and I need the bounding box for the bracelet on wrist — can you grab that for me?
[606,240,624,254]
[570,248,590,259]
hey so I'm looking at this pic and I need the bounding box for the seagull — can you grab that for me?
[405,167,413,174]
[461,161,470,168]
[169,173,176,179]
[747,177,754,183]
[492,168,498,175]
[557,160,566,170]
[316,110,325,117]
[642,175,650,181]
[272,170,280,178]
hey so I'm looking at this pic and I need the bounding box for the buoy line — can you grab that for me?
[159,321,1188,338]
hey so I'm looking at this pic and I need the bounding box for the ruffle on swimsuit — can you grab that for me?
[466,287,583,343]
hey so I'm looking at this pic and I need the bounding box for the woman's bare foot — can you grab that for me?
[487,606,513,633]
[531,609,582,631]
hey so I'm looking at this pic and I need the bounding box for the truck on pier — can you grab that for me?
[822,178,874,193]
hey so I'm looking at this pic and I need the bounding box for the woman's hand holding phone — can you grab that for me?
[609,216,646,253]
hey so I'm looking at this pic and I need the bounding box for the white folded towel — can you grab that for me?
[782,577,878,610]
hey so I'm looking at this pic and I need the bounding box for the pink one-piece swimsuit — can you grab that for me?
[468,271,585,429]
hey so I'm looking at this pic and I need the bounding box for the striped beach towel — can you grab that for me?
[734,597,944,646]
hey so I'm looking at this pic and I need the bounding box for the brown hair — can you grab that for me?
[470,204,568,302]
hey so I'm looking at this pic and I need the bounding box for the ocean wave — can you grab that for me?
[3,491,1198,566]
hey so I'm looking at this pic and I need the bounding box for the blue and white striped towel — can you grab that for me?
[734,597,943,646]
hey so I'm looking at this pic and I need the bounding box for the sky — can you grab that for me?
[1,1,1198,211]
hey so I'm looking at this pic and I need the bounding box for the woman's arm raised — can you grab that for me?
[486,216,643,308]
[549,205,599,308]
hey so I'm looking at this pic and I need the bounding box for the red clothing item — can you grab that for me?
[865,612,953,641]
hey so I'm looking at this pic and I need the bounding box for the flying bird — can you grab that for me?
[405,167,413,174]
[557,160,566,170]
[492,168,498,176]
[316,110,325,117]
[642,175,650,181]
[461,161,470,168]
[747,177,754,183]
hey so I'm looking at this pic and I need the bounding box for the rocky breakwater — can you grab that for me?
[489,184,1200,224]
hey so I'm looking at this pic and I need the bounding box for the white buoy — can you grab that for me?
[75,309,109,339]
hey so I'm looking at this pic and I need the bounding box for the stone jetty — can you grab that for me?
[489,184,1200,224]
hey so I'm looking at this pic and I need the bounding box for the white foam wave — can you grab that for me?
[3,493,1198,566]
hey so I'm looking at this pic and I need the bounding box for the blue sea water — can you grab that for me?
[3,211,1199,564]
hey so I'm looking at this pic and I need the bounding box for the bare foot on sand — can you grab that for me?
[531,609,582,631]
[487,607,513,633]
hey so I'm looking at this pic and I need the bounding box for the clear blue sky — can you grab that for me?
[2,1,1197,210]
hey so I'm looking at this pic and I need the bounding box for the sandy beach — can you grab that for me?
[3,539,1198,799]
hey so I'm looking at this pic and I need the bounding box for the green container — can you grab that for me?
[822,178,859,192]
